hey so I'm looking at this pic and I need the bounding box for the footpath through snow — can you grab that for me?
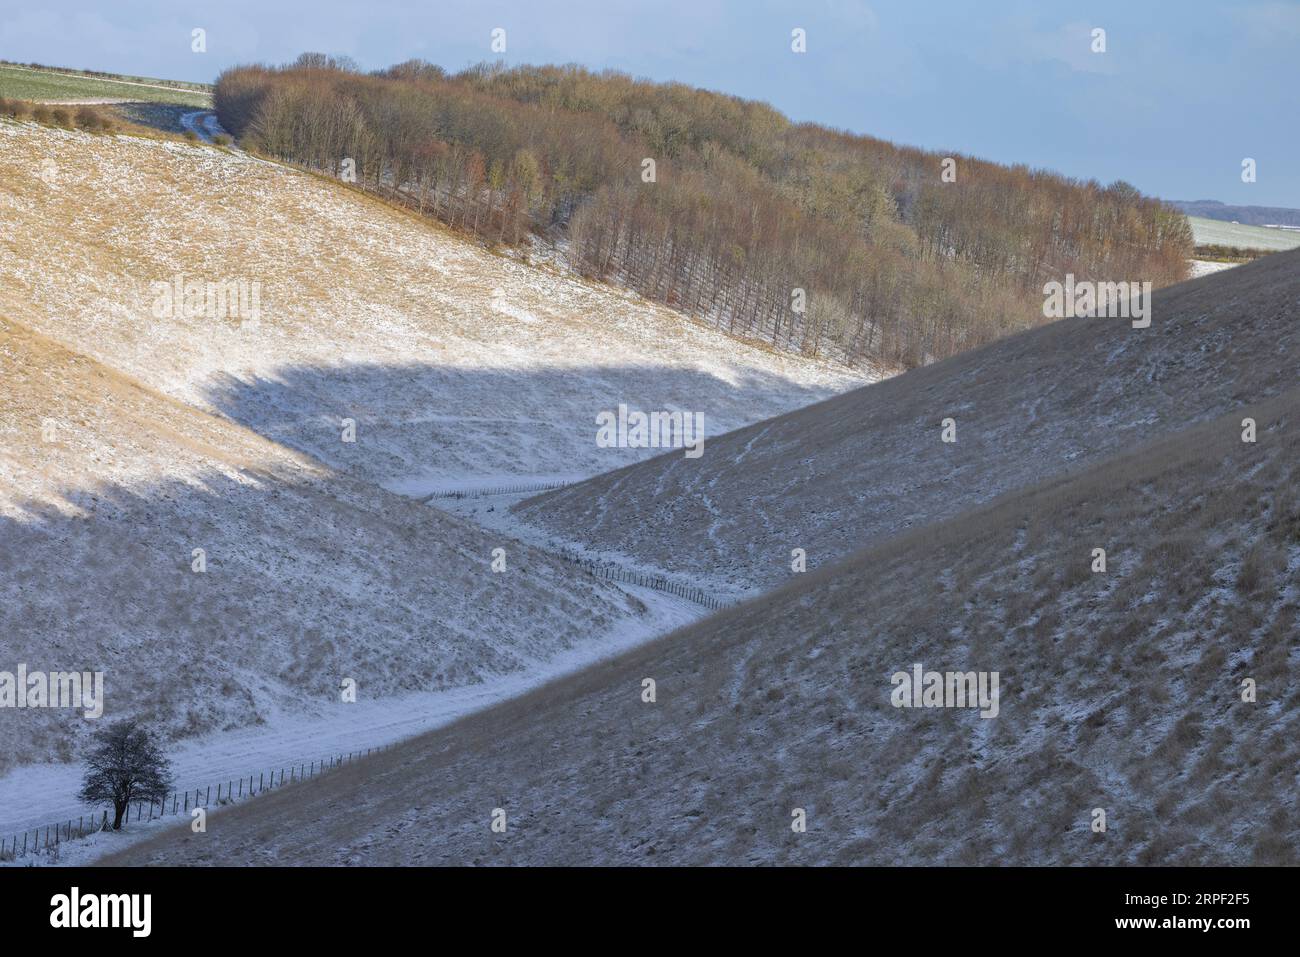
[0,482,718,848]
[0,577,702,841]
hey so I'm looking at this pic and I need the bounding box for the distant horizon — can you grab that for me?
[1171,198,1300,214]
[3,0,1297,207]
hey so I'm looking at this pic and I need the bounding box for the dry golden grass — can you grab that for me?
[0,119,863,491]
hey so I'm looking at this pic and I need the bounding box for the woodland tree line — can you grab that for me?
[215,56,1192,367]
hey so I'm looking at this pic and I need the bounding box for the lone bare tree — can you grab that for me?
[78,719,173,830]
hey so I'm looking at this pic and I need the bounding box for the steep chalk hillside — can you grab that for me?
[0,316,649,777]
[516,250,1300,594]
[0,121,867,495]
[104,390,1300,866]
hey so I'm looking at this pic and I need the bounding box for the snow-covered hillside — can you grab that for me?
[0,317,670,807]
[516,249,1300,595]
[0,121,870,496]
[103,389,1300,866]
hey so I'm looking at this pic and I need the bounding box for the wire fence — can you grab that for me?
[553,548,736,611]
[3,559,737,861]
[5,442,740,863]
[1,745,389,861]
[419,479,572,502]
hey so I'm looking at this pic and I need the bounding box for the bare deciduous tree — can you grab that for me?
[78,719,174,830]
[212,59,1193,369]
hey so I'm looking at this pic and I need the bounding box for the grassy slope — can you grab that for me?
[516,248,1300,595]
[103,386,1299,865]
[1189,215,1300,252]
[0,63,211,106]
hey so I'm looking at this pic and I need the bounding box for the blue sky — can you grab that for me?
[4,0,1297,206]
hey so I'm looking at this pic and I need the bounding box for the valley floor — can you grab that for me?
[0,118,859,857]
[0,583,701,839]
